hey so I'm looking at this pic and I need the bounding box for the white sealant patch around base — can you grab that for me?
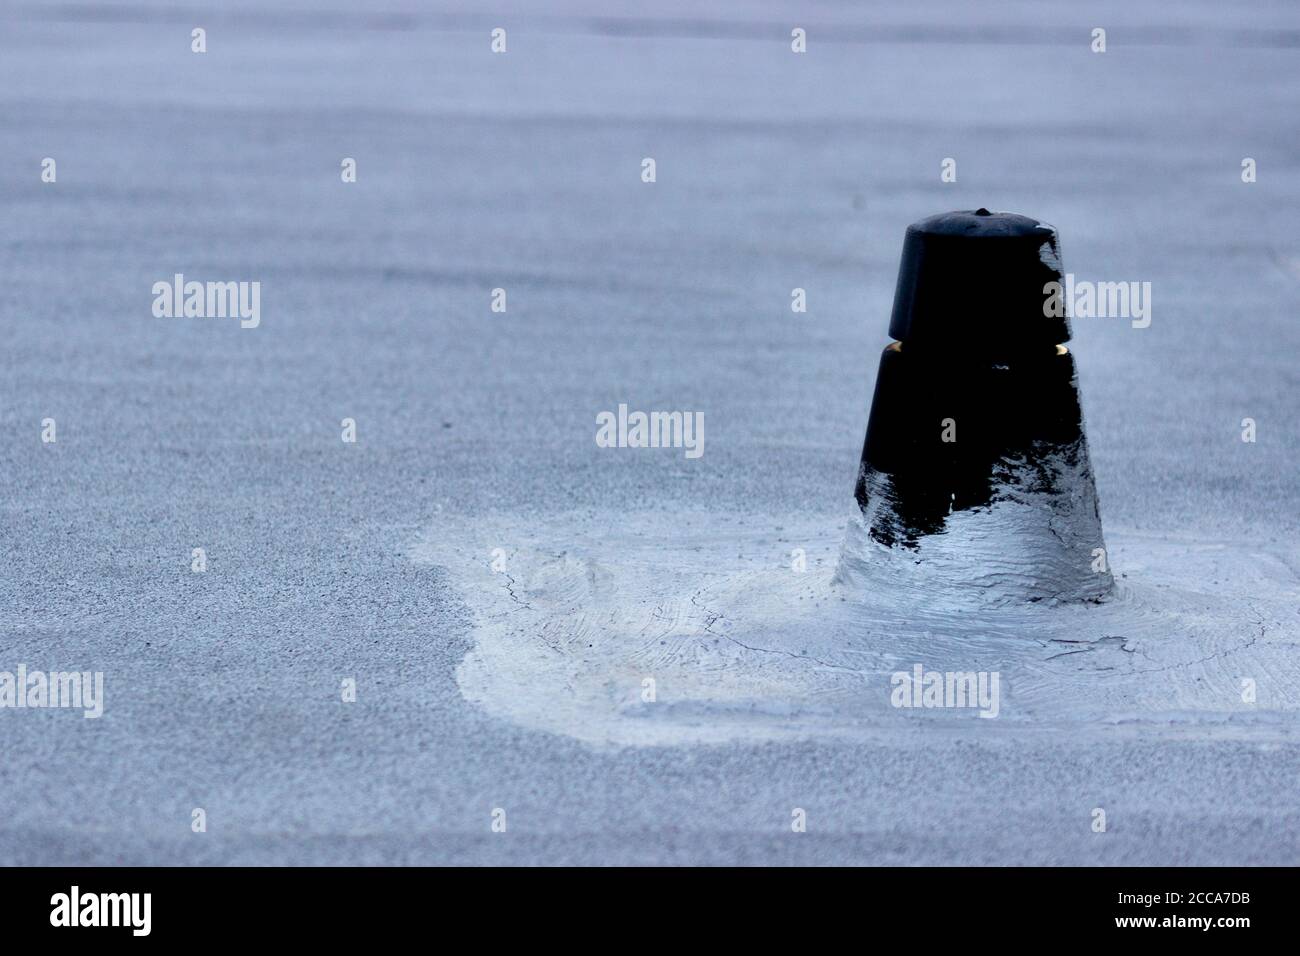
[412,510,1300,748]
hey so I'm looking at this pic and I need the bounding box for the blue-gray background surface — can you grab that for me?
[1,0,1298,864]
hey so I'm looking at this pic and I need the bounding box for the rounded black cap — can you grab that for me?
[888,209,1071,351]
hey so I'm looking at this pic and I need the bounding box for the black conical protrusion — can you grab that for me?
[850,211,1110,603]
[887,209,1070,356]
